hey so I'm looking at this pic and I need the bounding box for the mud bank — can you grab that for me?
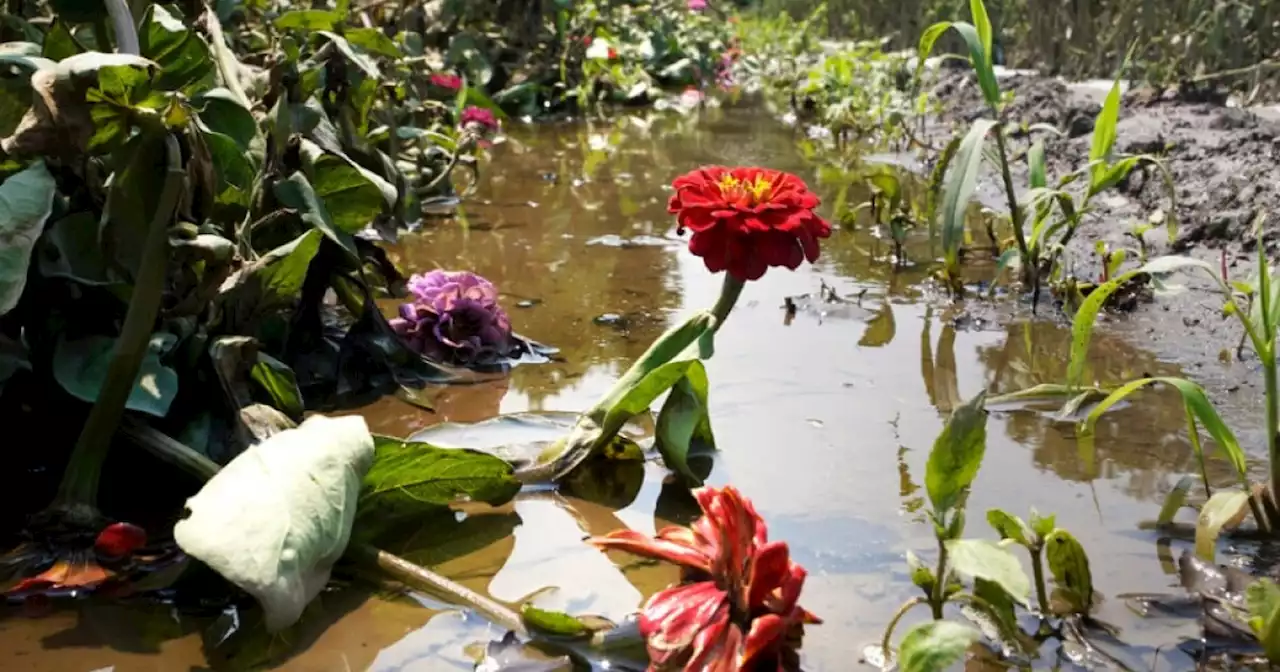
[923,68,1279,448]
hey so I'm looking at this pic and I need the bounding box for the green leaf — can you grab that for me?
[1157,475,1197,526]
[139,4,214,91]
[914,22,953,84]
[38,212,113,285]
[1028,140,1047,189]
[358,435,521,519]
[193,88,258,149]
[174,415,375,632]
[315,31,380,80]
[924,391,989,515]
[53,332,179,417]
[1195,490,1251,562]
[950,22,1000,107]
[906,549,935,595]
[215,230,323,333]
[102,133,169,277]
[1246,578,1280,662]
[1044,529,1094,614]
[1088,71,1124,189]
[274,9,341,31]
[250,353,304,418]
[0,161,57,316]
[344,28,401,59]
[520,605,589,639]
[1029,510,1056,538]
[987,509,1035,547]
[939,120,996,268]
[896,620,978,672]
[968,0,993,67]
[41,21,81,61]
[272,172,359,259]
[1077,377,1247,483]
[298,139,395,234]
[945,538,1031,606]
[654,361,715,485]
[972,576,1023,648]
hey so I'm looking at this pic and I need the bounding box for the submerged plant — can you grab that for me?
[390,270,514,366]
[590,485,820,671]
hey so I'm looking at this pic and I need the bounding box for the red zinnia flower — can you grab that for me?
[459,105,499,135]
[429,72,463,91]
[590,486,820,671]
[668,167,831,282]
[608,48,619,60]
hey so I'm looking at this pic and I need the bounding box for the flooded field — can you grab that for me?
[0,105,1254,670]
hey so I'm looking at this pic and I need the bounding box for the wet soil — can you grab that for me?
[926,69,1280,449]
[0,105,1258,670]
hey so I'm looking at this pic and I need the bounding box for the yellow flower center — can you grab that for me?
[717,174,774,206]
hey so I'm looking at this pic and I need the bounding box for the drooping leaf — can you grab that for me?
[38,212,113,285]
[971,576,1024,650]
[987,509,1035,547]
[272,172,359,259]
[521,604,590,639]
[1044,528,1094,614]
[216,229,323,333]
[193,88,258,149]
[1195,490,1252,562]
[358,435,521,519]
[173,415,375,632]
[896,620,978,672]
[914,22,953,85]
[250,353,304,418]
[0,161,57,316]
[968,0,993,67]
[924,391,989,515]
[139,5,214,91]
[298,139,395,234]
[944,538,1031,606]
[274,9,341,31]
[654,361,715,485]
[939,120,996,268]
[53,332,179,417]
[1157,475,1197,526]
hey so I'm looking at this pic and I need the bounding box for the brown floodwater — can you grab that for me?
[1,103,1260,670]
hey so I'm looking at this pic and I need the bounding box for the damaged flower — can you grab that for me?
[390,270,513,366]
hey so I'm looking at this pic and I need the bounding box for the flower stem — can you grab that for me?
[55,133,183,510]
[880,596,927,662]
[1030,546,1050,615]
[709,274,745,331]
[930,537,948,620]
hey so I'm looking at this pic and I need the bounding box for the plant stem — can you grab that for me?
[992,126,1033,293]
[104,0,140,54]
[1267,356,1280,512]
[55,134,184,509]
[879,596,927,661]
[1030,547,1049,615]
[930,537,948,619]
[709,274,745,330]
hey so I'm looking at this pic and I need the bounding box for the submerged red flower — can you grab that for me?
[668,167,831,282]
[590,486,820,671]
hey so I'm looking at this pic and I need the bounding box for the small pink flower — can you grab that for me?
[687,0,708,10]
[460,106,499,135]
[430,73,463,91]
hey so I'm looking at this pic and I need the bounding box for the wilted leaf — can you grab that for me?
[250,353,303,418]
[1045,529,1094,614]
[0,160,57,316]
[925,391,989,514]
[53,332,179,417]
[315,31,381,80]
[357,435,521,519]
[654,361,715,485]
[475,631,574,672]
[173,415,375,631]
[1195,490,1252,562]
[896,620,978,672]
[139,5,214,91]
[945,538,1031,606]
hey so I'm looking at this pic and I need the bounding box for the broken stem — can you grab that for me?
[55,134,183,510]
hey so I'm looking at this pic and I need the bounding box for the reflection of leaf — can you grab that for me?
[476,631,573,672]
[945,538,1031,606]
[368,509,520,567]
[173,415,374,632]
[859,301,896,347]
[896,620,978,672]
[0,160,57,315]
[53,333,179,418]
[924,391,988,515]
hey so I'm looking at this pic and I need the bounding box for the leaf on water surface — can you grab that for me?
[520,604,590,639]
[987,509,1035,547]
[173,414,375,632]
[0,160,57,316]
[53,332,179,417]
[1044,529,1094,615]
[944,538,1031,606]
[654,361,715,486]
[939,119,996,268]
[896,620,979,672]
[924,391,988,516]
[1195,490,1252,562]
[139,5,213,91]
[357,435,521,526]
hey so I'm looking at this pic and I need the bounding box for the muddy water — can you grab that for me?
[0,105,1247,670]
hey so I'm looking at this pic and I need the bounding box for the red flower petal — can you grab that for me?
[589,529,713,573]
[95,522,147,558]
[746,541,791,611]
[642,581,730,665]
[740,613,787,668]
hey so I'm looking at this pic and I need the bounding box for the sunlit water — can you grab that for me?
[1,104,1250,670]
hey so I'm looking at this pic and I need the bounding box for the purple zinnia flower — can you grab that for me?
[391,270,513,365]
[459,106,499,135]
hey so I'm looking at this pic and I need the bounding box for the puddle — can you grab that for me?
[0,105,1250,670]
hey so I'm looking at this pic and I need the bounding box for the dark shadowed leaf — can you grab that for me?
[0,160,57,316]
[250,353,304,418]
[215,230,322,334]
[193,88,258,149]
[273,172,359,259]
[102,133,168,278]
[971,577,1025,650]
[925,391,988,514]
[139,5,214,91]
[53,332,179,417]
[897,620,978,672]
[358,435,521,518]
[945,538,1031,606]
[654,361,715,485]
[41,22,80,61]
[49,0,107,23]
[39,212,113,285]
[1045,529,1094,614]
[1195,490,1251,562]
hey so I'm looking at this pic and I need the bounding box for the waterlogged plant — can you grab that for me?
[876,392,1100,669]
[589,485,821,670]
[852,167,921,266]
[918,0,1174,303]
